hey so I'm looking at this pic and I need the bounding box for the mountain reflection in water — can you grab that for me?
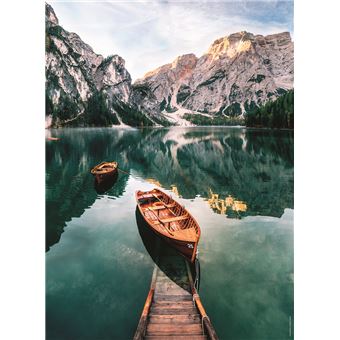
[46,127,293,250]
[46,127,293,340]
[207,189,247,218]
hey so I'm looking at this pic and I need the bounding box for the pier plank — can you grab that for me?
[151,301,194,308]
[146,326,203,337]
[133,253,218,340]
[145,336,207,340]
[150,308,199,315]
[153,294,192,302]
[148,314,201,324]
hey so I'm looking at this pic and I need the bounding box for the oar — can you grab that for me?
[152,194,178,217]
[117,167,130,175]
[146,207,174,236]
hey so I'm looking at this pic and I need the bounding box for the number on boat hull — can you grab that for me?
[187,243,193,249]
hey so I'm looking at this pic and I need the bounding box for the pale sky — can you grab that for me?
[49,1,293,81]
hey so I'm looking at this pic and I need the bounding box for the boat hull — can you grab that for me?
[135,189,200,263]
[159,233,197,262]
[141,214,197,263]
[94,171,118,194]
[93,168,117,183]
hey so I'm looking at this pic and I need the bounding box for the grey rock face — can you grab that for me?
[134,54,198,113]
[45,3,157,127]
[135,31,294,117]
[45,2,58,27]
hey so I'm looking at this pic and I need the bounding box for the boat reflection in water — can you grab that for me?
[135,208,199,288]
[94,172,118,194]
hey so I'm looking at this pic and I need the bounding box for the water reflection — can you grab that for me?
[207,189,247,219]
[94,172,118,194]
[46,132,130,250]
[170,185,180,197]
[145,178,162,187]
[46,127,293,340]
[46,127,293,250]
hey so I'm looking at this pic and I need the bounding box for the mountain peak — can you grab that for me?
[171,53,197,70]
[141,53,197,81]
[207,31,255,59]
[45,2,58,27]
[206,31,292,60]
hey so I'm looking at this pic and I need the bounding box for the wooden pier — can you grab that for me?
[133,254,218,340]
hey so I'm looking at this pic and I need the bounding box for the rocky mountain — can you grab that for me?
[45,3,293,127]
[135,31,294,121]
[45,3,165,128]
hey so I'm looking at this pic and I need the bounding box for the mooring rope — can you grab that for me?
[201,315,210,335]
[194,250,200,292]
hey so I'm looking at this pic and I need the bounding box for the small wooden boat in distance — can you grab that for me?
[136,188,201,263]
[91,161,118,182]
[46,137,60,141]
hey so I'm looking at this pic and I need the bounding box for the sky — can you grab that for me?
[50,0,293,81]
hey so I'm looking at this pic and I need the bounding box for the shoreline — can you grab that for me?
[46,125,294,131]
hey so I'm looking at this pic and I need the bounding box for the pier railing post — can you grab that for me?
[185,260,219,340]
[202,316,219,340]
[133,265,158,340]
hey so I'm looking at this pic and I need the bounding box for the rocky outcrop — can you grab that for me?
[45,3,159,127]
[135,31,294,118]
[139,54,198,110]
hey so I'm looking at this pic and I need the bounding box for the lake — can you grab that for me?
[46,127,294,340]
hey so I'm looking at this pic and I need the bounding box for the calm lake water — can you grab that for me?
[46,127,293,340]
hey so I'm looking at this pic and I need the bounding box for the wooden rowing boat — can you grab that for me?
[46,137,59,141]
[135,188,201,263]
[90,161,118,182]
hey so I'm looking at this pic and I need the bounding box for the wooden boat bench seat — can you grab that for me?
[152,194,175,205]
[148,202,176,211]
[172,227,197,242]
[160,214,189,223]
[140,193,162,199]
[148,205,166,211]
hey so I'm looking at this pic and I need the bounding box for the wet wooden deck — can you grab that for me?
[133,254,218,340]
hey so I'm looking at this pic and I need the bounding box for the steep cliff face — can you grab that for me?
[135,31,294,118]
[138,54,198,111]
[45,3,158,127]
